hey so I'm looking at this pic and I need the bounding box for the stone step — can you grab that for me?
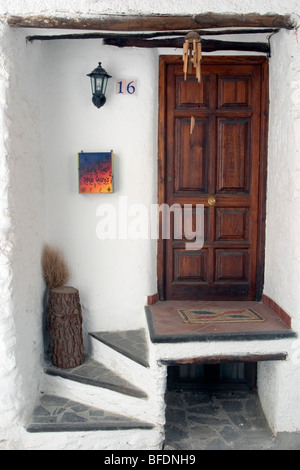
[45,356,148,399]
[27,394,154,433]
[89,329,149,367]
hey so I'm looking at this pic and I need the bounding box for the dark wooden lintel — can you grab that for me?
[161,353,287,366]
[103,37,270,54]
[27,28,278,42]
[6,12,297,31]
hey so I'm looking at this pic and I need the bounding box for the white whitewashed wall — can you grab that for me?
[0,0,300,449]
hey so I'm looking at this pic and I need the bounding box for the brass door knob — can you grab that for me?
[208,196,216,206]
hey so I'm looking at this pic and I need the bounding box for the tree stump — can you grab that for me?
[47,286,84,368]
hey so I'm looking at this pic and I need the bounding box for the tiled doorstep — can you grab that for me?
[145,301,297,343]
[27,394,154,433]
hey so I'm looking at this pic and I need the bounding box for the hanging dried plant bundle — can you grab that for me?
[42,244,70,289]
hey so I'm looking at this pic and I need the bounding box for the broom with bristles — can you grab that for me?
[41,244,70,289]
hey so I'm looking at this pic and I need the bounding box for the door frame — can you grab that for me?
[157,55,269,301]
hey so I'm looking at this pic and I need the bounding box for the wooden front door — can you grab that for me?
[158,56,268,301]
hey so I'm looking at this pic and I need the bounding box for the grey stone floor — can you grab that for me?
[89,329,149,367]
[164,388,300,450]
[45,356,147,399]
[27,394,154,433]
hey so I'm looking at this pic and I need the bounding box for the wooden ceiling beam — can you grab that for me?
[6,12,297,31]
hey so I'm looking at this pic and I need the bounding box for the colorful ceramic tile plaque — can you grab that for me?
[78,151,113,193]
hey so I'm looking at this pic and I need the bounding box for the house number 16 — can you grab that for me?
[116,79,137,95]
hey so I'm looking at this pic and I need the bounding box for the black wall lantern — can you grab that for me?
[87,62,112,109]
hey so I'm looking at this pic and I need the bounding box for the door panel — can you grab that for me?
[218,75,253,108]
[174,249,209,283]
[176,75,211,109]
[159,56,268,301]
[175,118,209,193]
[216,118,251,193]
[215,208,250,242]
[215,249,249,282]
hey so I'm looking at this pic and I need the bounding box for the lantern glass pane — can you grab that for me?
[90,78,96,94]
[96,77,102,92]
[102,77,108,94]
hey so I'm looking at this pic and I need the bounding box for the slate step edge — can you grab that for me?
[27,394,154,433]
[89,329,149,368]
[44,356,148,399]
